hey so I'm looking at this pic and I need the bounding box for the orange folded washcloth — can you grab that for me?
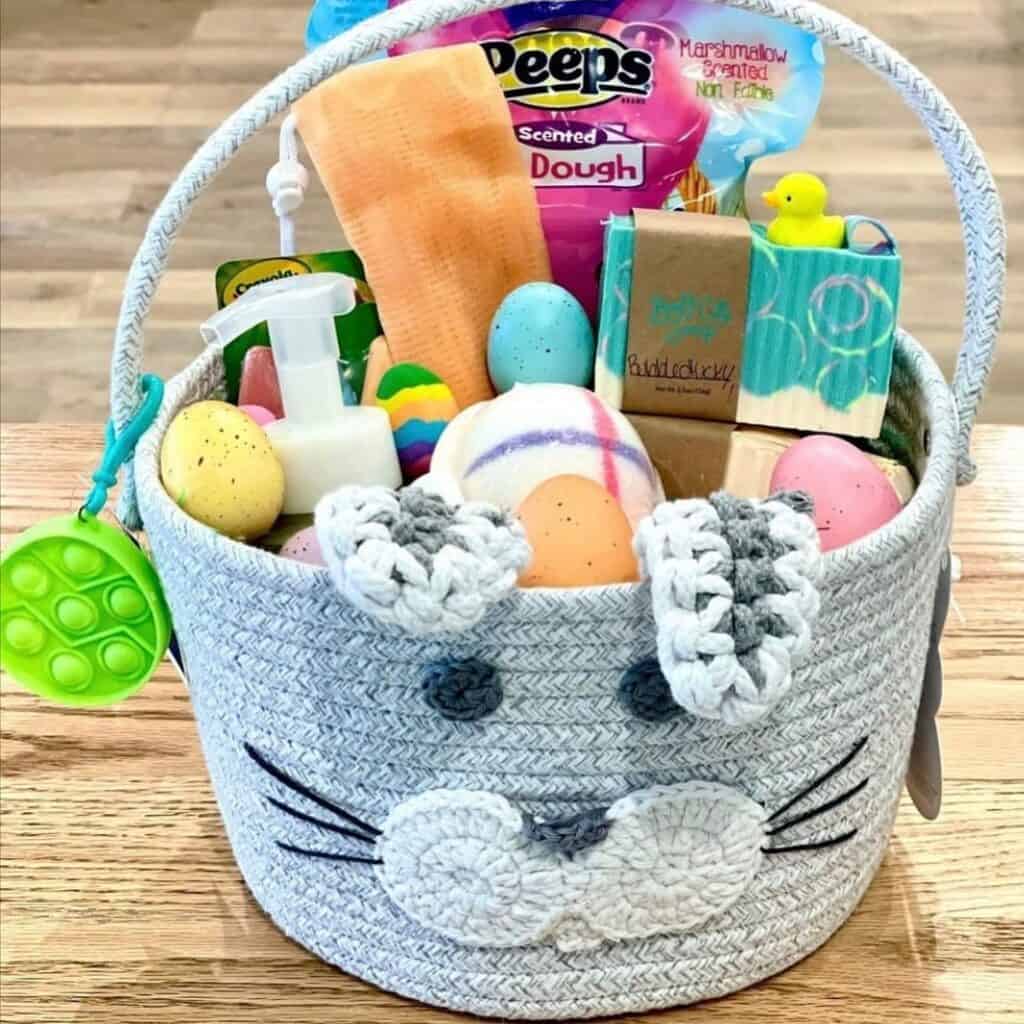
[295,45,552,408]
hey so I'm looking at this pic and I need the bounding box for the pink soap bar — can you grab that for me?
[239,404,276,426]
[770,435,902,553]
[239,346,284,420]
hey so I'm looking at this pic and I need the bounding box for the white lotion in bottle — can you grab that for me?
[201,273,401,514]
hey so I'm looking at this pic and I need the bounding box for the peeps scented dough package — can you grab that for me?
[387,0,824,318]
[214,250,381,404]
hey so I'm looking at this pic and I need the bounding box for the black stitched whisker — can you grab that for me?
[767,736,869,823]
[265,795,377,844]
[765,777,870,837]
[244,742,382,836]
[763,828,858,854]
[276,841,382,865]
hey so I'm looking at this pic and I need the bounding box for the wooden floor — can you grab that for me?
[0,0,1022,424]
[1,421,1022,1023]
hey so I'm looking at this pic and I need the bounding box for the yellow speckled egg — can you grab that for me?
[160,401,284,540]
[517,475,638,588]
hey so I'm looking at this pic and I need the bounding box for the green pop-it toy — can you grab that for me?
[0,373,172,706]
[1,515,171,705]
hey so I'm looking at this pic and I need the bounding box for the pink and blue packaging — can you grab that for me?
[310,0,824,320]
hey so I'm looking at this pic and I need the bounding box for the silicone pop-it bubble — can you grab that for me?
[1,514,171,706]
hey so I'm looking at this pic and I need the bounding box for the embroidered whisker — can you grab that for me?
[764,777,870,837]
[265,795,377,844]
[763,828,858,855]
[244,742,382,836]
[276,841,382,865]
[767,736,868,823]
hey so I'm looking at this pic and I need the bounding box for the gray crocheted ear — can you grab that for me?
[315,486,531,635]
[633,491,822,727]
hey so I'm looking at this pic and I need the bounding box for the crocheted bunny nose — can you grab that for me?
[523,807,612,859]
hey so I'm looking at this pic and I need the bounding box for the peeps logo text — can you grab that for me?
[482,30,655,111]
[650,293,733,346]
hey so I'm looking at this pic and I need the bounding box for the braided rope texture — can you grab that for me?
[112,0,1005,535]
[635,491,822,726]
[128,332,956,1019]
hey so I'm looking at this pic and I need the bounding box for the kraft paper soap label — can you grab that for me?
[627,415,737,499]
[623,210,751,420]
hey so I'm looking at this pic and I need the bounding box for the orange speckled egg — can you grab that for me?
[517,475,638,588]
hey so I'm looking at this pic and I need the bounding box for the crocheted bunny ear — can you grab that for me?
[315,486,531,635]
[633,491,822,728]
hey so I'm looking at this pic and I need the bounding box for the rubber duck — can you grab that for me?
[762,173,846,249]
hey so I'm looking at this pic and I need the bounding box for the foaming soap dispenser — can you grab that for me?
[201,273,401,513]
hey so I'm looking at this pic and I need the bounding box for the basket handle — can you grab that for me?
[112,0,1005,525]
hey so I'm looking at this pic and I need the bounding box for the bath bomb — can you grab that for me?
[376,363,459,482]
[517,475,638,588]
[432,384,662,529]
[279,524,325,566]
[488,283,595,392]
[160,401,284,541]
[238,404,276,426]
[770,434,902,552]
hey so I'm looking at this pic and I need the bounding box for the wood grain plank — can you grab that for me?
[0,85,173,127]
[0,0,209,48]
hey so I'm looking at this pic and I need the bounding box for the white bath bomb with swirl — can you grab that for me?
[427,384,663,529]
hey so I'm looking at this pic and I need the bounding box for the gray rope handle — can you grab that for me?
[112,0,1005,526]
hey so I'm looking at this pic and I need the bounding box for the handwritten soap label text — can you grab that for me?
[649,292,732,345]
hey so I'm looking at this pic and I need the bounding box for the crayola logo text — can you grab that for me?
[222,258,311,304]
[482,30,655,110]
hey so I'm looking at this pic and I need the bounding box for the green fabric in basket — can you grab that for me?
[214,250,382,405]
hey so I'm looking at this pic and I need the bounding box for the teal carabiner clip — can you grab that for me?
[0,373,173,706]
[81,373,165,519]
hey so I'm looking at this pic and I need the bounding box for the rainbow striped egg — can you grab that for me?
[376,363,459,482]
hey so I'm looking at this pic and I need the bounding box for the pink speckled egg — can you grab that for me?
[279,525,325,566]
[239,404,277,427]
[770,435,902,553]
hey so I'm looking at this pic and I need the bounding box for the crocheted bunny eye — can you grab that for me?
[617,659,682,723]
[422,658,503,721]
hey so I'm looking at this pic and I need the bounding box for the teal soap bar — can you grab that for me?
[741,224,901,436]
[594,215,636,410]
[595,214,902,438]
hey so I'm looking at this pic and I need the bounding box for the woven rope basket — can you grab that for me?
[111,0,1005,1017]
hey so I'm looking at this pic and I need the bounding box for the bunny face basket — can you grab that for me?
[110,0,1005,1018]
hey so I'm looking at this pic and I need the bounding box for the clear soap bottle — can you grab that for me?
[201,273,401,514]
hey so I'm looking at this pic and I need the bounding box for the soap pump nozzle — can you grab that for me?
[199,272,401,515]
[201,272,355,426]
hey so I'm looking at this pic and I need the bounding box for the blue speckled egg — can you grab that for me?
[488,283,595,393]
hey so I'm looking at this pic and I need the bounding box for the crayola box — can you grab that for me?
[595,211,902,438]
[214,250,381,403]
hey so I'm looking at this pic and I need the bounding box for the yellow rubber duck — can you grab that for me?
[762,172,846,249]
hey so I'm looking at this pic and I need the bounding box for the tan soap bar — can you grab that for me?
[627,415,915,505]
[295,45,552,408]
[360,336,394,405]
